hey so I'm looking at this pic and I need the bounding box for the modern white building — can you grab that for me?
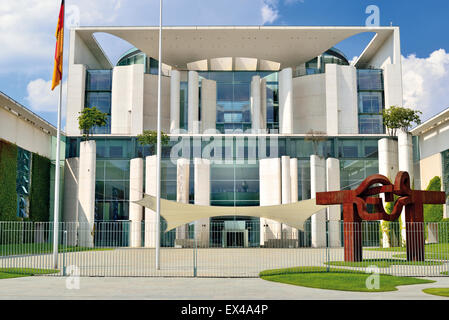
[60,25,410,248]
[411,108,449,218]
[0,91,61,222]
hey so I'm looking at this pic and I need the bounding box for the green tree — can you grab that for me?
[78,107,108,141]
[424,176,444,222]
[137,130,169,154]
[383,106,422,137]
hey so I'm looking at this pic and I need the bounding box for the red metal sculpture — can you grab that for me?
[316,171,446,262]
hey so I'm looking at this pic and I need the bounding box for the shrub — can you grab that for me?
[29,154,51,222]
[0,140,18,221]
[424,176,443,222]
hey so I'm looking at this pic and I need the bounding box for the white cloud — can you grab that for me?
[402,49,449,120]
[261,0,279,25]
[25,78,67,116]
[349,56,359,65]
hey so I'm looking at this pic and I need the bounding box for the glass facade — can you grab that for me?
[65,136,381,247]
[198,72,279,133]
[357,69,385,134]
[16,148,31,219]
[85,70,112,134]
[296,47,350,77]
[116,49,159,75]
[67,136,381,216]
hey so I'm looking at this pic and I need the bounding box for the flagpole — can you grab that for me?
[53,1,65,269]
[155,0,163,270]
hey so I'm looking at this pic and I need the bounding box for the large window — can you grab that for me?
[198,71,279,133]
[357,69,385,134]
[85,70,112,134]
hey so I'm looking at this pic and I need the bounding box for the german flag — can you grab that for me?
[51,0,65,91]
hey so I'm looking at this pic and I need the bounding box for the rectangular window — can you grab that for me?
[85,70,112,134]
[358,92,383,114]
[357,69,385,134]
[359,115,384,134]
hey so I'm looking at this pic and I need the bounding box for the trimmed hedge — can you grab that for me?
[29,154,51,222]
[424,176,443,222]
[0,140,18,221]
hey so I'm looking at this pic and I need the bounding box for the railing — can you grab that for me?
[0,221,448,278]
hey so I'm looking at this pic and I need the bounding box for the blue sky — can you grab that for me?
[1,0,448,128]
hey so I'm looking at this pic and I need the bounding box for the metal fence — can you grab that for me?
[0,221,448,278]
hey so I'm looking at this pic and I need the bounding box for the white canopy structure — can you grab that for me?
[135,194,329,231]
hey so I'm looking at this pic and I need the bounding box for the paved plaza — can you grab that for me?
[2,247,448,277]
[0,276,449,300]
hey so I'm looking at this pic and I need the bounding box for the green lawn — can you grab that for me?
[260,267,434,292]
[422,288,449,298]
[367,243,449,260]
[325,258,444,268]
[0,243,112,256]
[0,268,59,279]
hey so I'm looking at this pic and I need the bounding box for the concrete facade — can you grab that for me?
[194,158,211,247]
[145,155,157,248]
[279,68,293,134]
[129,158,144,247]
[176,158,190,240]
[259,158,282,244]
[188,71,200,134]
[326,158,341,247]
[77,141,96,248]
[170,70,181,133]
[310,155,327,247]
[200,79,217,132]
[111,64,145,135]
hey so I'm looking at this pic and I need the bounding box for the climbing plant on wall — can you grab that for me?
[0,140,18,221]
[29,153,51,222]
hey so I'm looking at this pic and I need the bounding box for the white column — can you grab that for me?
[281,156,291,204]
[200,79,217,133]
[290,158,298,203]
[398,130,414,243]
[194,158,211,247]
[111,64,145,135]
[176,158,190,241]
[378,138,399,180]
[325,64,339,136]
[290,158,299,240]
[311,155,326,247]
[63,158,79,246]
[170,70,181,133]
[78,141,96,248]
[66,64,86,136]
[251,75,262,132]
[326,158,341,247]
[188,71,199,134]
[383,64,404,109]
[281,156,293,239]
[145,155,157,248]
[279,68,293,134]
[259,158,282,245]
[129,158,143,247]
[378,138,399,247]
[260,78,267,131]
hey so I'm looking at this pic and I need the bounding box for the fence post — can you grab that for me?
[63,230,67,276]
[193,233,197,277]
